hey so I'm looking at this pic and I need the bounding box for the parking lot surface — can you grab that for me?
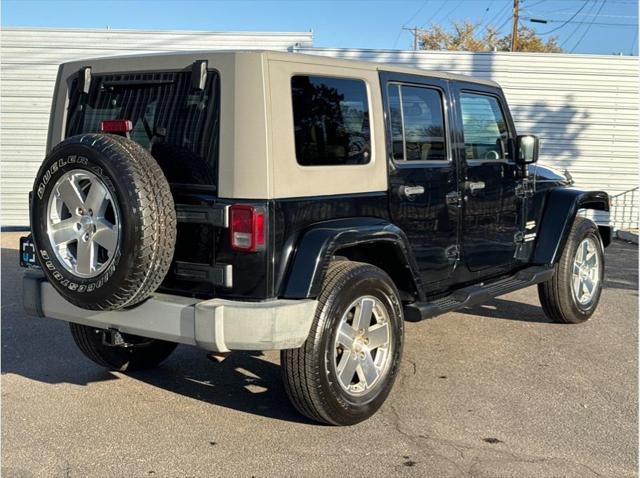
[2,231,637,477]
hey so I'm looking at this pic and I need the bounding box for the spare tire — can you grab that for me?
[30,133,176,311]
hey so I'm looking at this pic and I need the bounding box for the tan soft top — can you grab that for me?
[62,49,500,88]
[52,50,501,200]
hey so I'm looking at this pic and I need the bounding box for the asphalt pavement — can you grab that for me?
[1,231,637,477]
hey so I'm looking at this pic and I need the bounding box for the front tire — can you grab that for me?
[69,323,177,372]
[281,261,404,425]
[538,217,605,324]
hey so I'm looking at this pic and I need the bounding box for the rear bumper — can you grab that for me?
[23,272,317,352]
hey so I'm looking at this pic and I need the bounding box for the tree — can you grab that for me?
[418,20,563,53]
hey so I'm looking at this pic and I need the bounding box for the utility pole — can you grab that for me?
[510,0,520,52]
[402,26,421,51]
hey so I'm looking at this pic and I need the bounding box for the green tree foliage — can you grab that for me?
[419,20,563,53]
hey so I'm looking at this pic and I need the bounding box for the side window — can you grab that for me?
[459,92,510,161]
[387,84,447,162]
[291,75,370,166]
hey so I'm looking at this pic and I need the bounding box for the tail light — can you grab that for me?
[229,205,265,252]
[100,119,133,134]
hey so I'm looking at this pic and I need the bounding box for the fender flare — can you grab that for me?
[280,217,423,299]
[532,188,610,266]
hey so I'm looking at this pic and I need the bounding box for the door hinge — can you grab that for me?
[514,231,537,244]
[515,180,534,198]
[445,245,461,262]
[514,231,537,261]
[445,190,463,206]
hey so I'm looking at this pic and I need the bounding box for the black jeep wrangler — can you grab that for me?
[21,51,610,425]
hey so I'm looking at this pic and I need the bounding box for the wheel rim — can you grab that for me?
[572,237,600,306]
[332,295,393,396]
[46,169,120,278]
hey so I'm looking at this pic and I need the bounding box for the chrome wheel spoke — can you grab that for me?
[573,263,581,276]
[57,176,85,212]
[583,276,594,295]
[75,239,96,275]
[573,275,582,298]
[580,240,589,263]
[85,181,110,217]
[366,323,389,350]
[353,297,374,332]
[49,218,77,245]
[358,352,379,388]
[337,322,356,349]
[93,219,118,253]
[337,351,358,388]
[585,251,597,268]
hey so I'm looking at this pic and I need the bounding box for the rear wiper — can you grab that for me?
[103,79,175,88]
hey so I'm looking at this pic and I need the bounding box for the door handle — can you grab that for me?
[399,185,425,198]
[464,181,485,193]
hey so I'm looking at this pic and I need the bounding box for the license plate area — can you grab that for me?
[19,235,37,268]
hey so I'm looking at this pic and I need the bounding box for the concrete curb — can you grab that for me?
[615,230,639,245]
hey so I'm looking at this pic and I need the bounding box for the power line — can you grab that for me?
[559,0,600,48]
[479,0,512,36]
[439,0,466,25]
[394,0,430,49]
[570,0,608,52]
[473,0,496,30]
[404,0,431,26]
[536,1,590,34]
[419,0,449,28]
[524,16,636,27]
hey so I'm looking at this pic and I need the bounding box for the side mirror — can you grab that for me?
[517,135,539,164]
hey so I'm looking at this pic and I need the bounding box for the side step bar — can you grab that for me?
[404,266,554,322]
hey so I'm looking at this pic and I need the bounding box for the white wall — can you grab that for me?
[2,31,637,227]
[296,48,639,226]
[0,27,313,227]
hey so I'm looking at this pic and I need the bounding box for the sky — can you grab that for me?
[2,0,638,55]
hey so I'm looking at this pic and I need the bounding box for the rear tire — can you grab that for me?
[69,323,177,372]
[538,217,604,324]
[281,261,404,425]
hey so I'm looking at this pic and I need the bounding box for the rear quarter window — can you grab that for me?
[291,75,371,166]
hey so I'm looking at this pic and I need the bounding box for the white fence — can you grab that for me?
[0,27,313,227]
[297,48,639,229]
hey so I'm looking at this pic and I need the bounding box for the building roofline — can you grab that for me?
[1,26,314,37]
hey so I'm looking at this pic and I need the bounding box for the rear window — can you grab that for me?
[291,75,371,166]
[66,70,220,187]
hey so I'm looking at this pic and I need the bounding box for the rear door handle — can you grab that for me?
[465,181,485,193]
[400,185,425,198]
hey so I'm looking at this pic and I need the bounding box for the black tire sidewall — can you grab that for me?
[317,266,404,424]
[31,139,141,305]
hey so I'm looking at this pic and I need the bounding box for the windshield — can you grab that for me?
[66,69,220,188]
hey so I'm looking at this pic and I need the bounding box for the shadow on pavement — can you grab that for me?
[459,297,553,323]
[1,244,311,425]
[603,240,639,293]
